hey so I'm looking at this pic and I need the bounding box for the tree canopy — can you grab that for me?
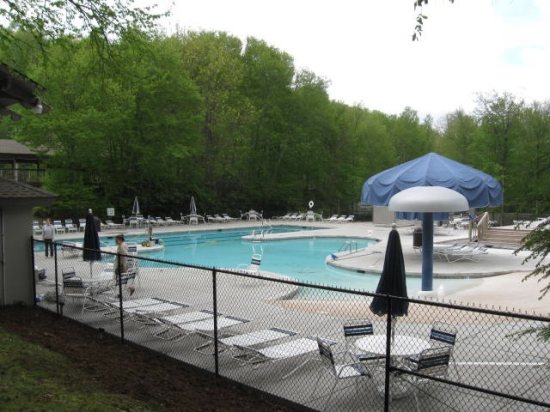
[0,29,549,220]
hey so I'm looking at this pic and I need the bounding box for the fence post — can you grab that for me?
[54,242,60,315]
[212,268,219,377]
[117,252,125,343]
[384,295,392,412]
[30,236,36,307]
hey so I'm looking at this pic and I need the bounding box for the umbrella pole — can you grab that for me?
[391,316,396,345]
[89,261,93,278]
[421,212,434,291]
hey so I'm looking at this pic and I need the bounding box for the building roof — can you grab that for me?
[0,139,40,162]
[0,177,56,200]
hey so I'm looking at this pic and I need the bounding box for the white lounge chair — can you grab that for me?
[173,315,250,342]
[61,241,82,257]
[78,218,86,232]
[234,336,337,379]
[343,215,355,223]
[214,214,228,223]
[222,213,238,221]
[65,219,78,232]
[165,217,176,225]
[305,211,315,222]
[195,327,298,355]
[278,213,292,220]
[32,221,42,235]
[324,214,338,222]
[154,310,218,340]
[54,220,65,234]
[336,215,348,223]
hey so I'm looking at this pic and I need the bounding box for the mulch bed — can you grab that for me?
[0,306,302,412]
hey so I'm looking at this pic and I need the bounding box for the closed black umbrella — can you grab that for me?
[370,227,408,317]
[83,210,101,276]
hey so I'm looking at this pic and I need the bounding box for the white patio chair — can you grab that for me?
[237,253,262,275]
[428,322,460,379]
[310,337,371,410]
[400,346,452,411]
[306,211,315,222]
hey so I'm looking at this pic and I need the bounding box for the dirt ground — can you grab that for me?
[0,306,301,412]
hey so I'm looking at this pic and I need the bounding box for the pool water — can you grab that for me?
[49,226,480,299]
[52,226,480,295]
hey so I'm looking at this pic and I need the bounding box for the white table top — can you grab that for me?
[355,335,431,357]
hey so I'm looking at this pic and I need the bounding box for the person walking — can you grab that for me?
[42,218,55,257]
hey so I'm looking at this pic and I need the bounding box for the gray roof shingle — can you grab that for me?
[0,177,56,200]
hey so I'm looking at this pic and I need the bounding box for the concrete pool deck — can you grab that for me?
[49,220,546,312]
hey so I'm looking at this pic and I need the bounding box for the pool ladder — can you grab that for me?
[339,240,358,254]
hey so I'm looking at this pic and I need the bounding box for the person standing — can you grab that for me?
[42,218,55,257]
[115,234,135,296]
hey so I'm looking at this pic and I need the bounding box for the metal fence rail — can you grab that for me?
[31,238,550,411]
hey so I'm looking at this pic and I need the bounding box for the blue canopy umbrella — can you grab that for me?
[361,153,503,292]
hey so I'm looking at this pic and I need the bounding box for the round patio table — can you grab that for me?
[355,335,431,357]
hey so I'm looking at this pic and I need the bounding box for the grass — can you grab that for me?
[0,327,161,412]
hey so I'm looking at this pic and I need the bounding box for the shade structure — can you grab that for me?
[389,186,469,213]
[132,196,140,216]
[361,153,502,292]
[370,228,408,317]
[83,211,101,266]
[361,152,502,220]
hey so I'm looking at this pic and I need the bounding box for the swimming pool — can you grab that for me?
[90,226,479,295]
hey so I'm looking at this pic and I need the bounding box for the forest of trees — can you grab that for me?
[1,30,549,219]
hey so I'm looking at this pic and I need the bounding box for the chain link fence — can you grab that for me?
[32,238,550,411]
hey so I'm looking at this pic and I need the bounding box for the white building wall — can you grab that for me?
[0,206,34,305]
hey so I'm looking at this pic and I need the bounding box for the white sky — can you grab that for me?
[155,0,550,120]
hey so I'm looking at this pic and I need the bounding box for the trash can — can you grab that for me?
[413,227,422,248]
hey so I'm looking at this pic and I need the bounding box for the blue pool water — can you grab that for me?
[53,226,480,294]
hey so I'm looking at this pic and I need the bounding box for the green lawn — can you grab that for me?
[0,327,161,411]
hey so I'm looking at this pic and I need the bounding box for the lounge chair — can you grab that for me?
[65,219,78,232]
[78,218,86,232]
[234,336,337,379]
[293,213,305,221]
[155,217,166,226]
[154,310,218,340]
[278,213,292,220]
[53,220,66,234]
[207,215,222,223]
[61,241,82,257]
[305,211,315,222]
[124,299,189,327]
[310,337,372,409]
[324,214,338,222]
[195,327,298,355]
[343,215,354,223]
[336,215,348,223]
[32,221,42,235]
[172,315,250,342]
[165,217,176,225]
[434,244,487,262]
[222,213,238,221]
[284,213,297,221]
[214,214,228,223]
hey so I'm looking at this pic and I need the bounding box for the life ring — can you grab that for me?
[308,200,314,209]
